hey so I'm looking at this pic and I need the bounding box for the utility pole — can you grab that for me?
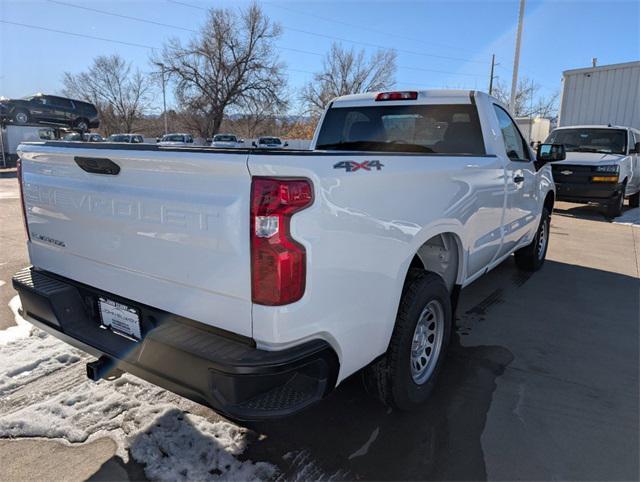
[160,64,168,135]
[153,61,169,135]
[489,54,497,95]
[509,0,526,112]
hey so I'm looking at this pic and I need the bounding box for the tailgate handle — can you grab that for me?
[74,156,120,175]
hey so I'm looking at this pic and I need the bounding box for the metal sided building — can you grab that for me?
[558,61,640,129]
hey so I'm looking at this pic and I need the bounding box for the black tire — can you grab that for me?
[605,183,625,219]
[514,207,550,271]
[364,270,452,410]
[13,109,30,125]
[74,118,89,132]
[628,191,639,209]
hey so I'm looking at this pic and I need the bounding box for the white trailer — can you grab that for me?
[515,117,551,146]
[1,124,58,167]
[558,61,640,129]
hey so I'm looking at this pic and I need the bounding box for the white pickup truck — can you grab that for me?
[545,125,640,217]
[13,90,562,419]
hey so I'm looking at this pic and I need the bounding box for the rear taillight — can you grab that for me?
[250,178,313,305]
[16,157,30,241]
[375,91,418,101]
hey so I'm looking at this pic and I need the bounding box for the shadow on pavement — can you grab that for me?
[245,336,514,481]
[553,202,634,223]
[87,258,638,482]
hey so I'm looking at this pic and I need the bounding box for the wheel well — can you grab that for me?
[544,191,555,213]
[410,233,461,293]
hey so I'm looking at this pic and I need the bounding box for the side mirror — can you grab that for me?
[284,142,289,147]
[632,142,640,154]
[239,139,244,143]
[251,141,257,147]
[536,143,566,163]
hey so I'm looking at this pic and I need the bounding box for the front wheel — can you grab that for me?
[514,207,550,271]
[364,271,452,410]
[605,184,625,219]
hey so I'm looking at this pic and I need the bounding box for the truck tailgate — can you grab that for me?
[18,144,252,336]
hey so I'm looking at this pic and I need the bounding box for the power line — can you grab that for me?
[166,0,486,65]
[278,45,480,78]
[280,24,485,64]
[166,0,206,11]
[47,0,197,33]
[0,20,156,50]
[41,0,483,81]
[265,2,478,55]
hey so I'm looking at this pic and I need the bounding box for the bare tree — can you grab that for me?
[492,77,559,119]
[301,43,397,115]
[155,2,286,139]
[62,55,151,134]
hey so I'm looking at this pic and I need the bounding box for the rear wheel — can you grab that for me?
[13,109,29,125]
[74,118,89,132]
[364,271,452,410]
[628,191,639,208]
[514,207,550,271]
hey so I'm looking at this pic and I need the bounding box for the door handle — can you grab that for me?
[74,156,120,175]
[513,175,525,184]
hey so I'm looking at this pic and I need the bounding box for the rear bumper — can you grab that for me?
[12,266,338,420]
[554,181,623,203]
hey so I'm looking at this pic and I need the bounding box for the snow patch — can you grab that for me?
[0,296,34,346]
[0,297,279,481]
[0,280,6,287]
[0,297,82,395]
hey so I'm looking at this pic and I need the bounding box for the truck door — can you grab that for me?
[29,96,55,123]
[492,105,540,258]
[48,97,74,124]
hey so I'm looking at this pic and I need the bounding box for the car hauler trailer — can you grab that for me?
[558,61,640,129]
[1,123,60,168]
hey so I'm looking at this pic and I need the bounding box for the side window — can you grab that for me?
[38,129,55,140]
[49,97,73,109]
[493,105,529,161]
[628,131,636,152]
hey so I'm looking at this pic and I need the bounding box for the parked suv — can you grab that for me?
[253,136,288,149]
[158,133,194,146]
[106,133,144,143]
[0,94,99,131]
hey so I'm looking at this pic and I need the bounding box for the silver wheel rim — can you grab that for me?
[410,300,445,384]
[77,121,88,131]
[537,218,548,260]
[16,112,27,123]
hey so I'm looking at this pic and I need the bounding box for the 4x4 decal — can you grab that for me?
[333,160,384,172]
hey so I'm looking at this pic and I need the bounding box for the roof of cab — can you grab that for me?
[330,89,493,107]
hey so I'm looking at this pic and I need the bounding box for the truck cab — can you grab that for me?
[546,125,640,217]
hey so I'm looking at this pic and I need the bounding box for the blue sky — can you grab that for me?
[1,0,638,113]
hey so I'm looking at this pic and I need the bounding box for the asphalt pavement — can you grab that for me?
[0,174,638,481]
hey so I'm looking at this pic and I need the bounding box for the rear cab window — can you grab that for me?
[315,104,486,155]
